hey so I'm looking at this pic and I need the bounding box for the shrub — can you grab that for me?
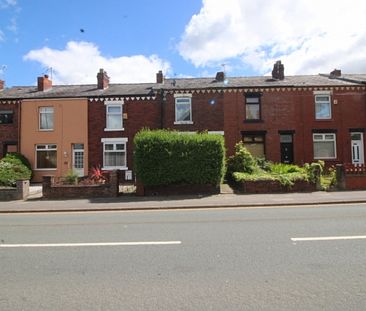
[226,142,257,176]
[134,129,225,187]
[5,152,32,171]
[0,154,32,186]
[64,170,79,185]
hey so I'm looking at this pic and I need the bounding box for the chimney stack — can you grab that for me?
[0,80,4,91]
[330,69,341,78]
[97,69,110,89]
[215,71,225,82]
[156,70,164,84]
[272,60,285,80]
[37,75,52,91]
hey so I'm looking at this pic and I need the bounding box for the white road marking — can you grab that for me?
[0,241,182,248]
[291,235,366,242]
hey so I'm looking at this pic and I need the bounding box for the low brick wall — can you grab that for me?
[337,164,366,190]
[240,179,316,194]
[0,180,29,201]
[136,182,220,196]
[42,171,120,199]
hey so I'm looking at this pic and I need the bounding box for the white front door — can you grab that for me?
[351,133,364,165]
[72,144,84,176]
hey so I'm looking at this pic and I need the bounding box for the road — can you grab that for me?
[1,204,366,310]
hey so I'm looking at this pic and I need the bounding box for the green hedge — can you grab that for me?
[134,129,225,187]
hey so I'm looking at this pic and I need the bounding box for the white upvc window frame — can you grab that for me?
[39,106,54,131]
[174,94,193,124]
[101,137,128,170]
[313,133,337,159]
[104,100,124,131]
[314,91,332,120]
[35,144,57,170]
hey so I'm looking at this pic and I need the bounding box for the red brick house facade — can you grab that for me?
[0,80,19,158]
[1,65,365,182]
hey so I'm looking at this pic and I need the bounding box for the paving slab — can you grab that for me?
[1,189,366,213]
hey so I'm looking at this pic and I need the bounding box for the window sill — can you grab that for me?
[315,118,332,121]
[174,121,193,125]
[104,128,125,132]
[314,157,337,160]
[243,120,263,123]
[39,129,54,132]
[102,166,128,171]
[34,168,57,171]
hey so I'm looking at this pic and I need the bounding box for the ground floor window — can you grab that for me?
[313,133,336,159]
[101,138,128,169]
[242,132,265,158]
[36,144,57,169]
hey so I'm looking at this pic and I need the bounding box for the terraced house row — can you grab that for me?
[1,62,366,182]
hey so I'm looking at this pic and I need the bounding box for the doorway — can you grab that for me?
[280,134,294,164]
[351,133,364,165]
[72,144,84,176]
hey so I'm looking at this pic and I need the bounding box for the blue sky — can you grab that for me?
[1,0,366,87]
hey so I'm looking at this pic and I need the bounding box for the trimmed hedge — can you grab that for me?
[134,129,225,187]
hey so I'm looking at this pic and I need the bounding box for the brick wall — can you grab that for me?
[0,103,19,158]
[42,171,119,199]
[162,92,224,131]
[241,179,316,193]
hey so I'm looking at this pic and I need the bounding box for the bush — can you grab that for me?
[0,153,32,186]
[64,170,79,185]
[226,142,257,177]
[134,129,225,187]
[5,152,32,170]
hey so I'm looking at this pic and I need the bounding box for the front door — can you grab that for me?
[351,133,364,165]
[72,144,84,176]
[280,134,294,164]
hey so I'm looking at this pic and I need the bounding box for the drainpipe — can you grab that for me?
[159,89,165,129]
[17,99,21,155]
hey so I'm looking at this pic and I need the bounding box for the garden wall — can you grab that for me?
[136,181,220,196]
[240,179,316,194]
[337,164,366,190]
[42,171,120,199]
[0,180,29,201]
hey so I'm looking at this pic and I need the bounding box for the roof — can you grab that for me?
[0,74,364,100]
[0,83,156,100]
[337,74,366,84]
[157,74,363,90]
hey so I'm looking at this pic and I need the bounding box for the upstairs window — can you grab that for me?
[0,110,14,124]
[245,93,261,121]
[174,95,192,124]
[105,101,123,131]
[39,107,54,130]
[315,94,331,120]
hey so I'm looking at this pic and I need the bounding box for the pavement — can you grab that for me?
[1,184,366,213]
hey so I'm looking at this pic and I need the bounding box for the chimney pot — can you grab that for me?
[0,80,4,91]
[272,60,285,80]
[37,75,52,91]
[156,70,164,83]
[215,71,225,82]
[97,68,110,89]
[330,69,341,78]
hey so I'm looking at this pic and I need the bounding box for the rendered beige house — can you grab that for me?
[20,76,88,182]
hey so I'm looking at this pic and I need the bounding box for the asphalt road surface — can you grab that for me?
[1,204,366,310]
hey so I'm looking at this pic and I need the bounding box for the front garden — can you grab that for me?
[226,142,336,193]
